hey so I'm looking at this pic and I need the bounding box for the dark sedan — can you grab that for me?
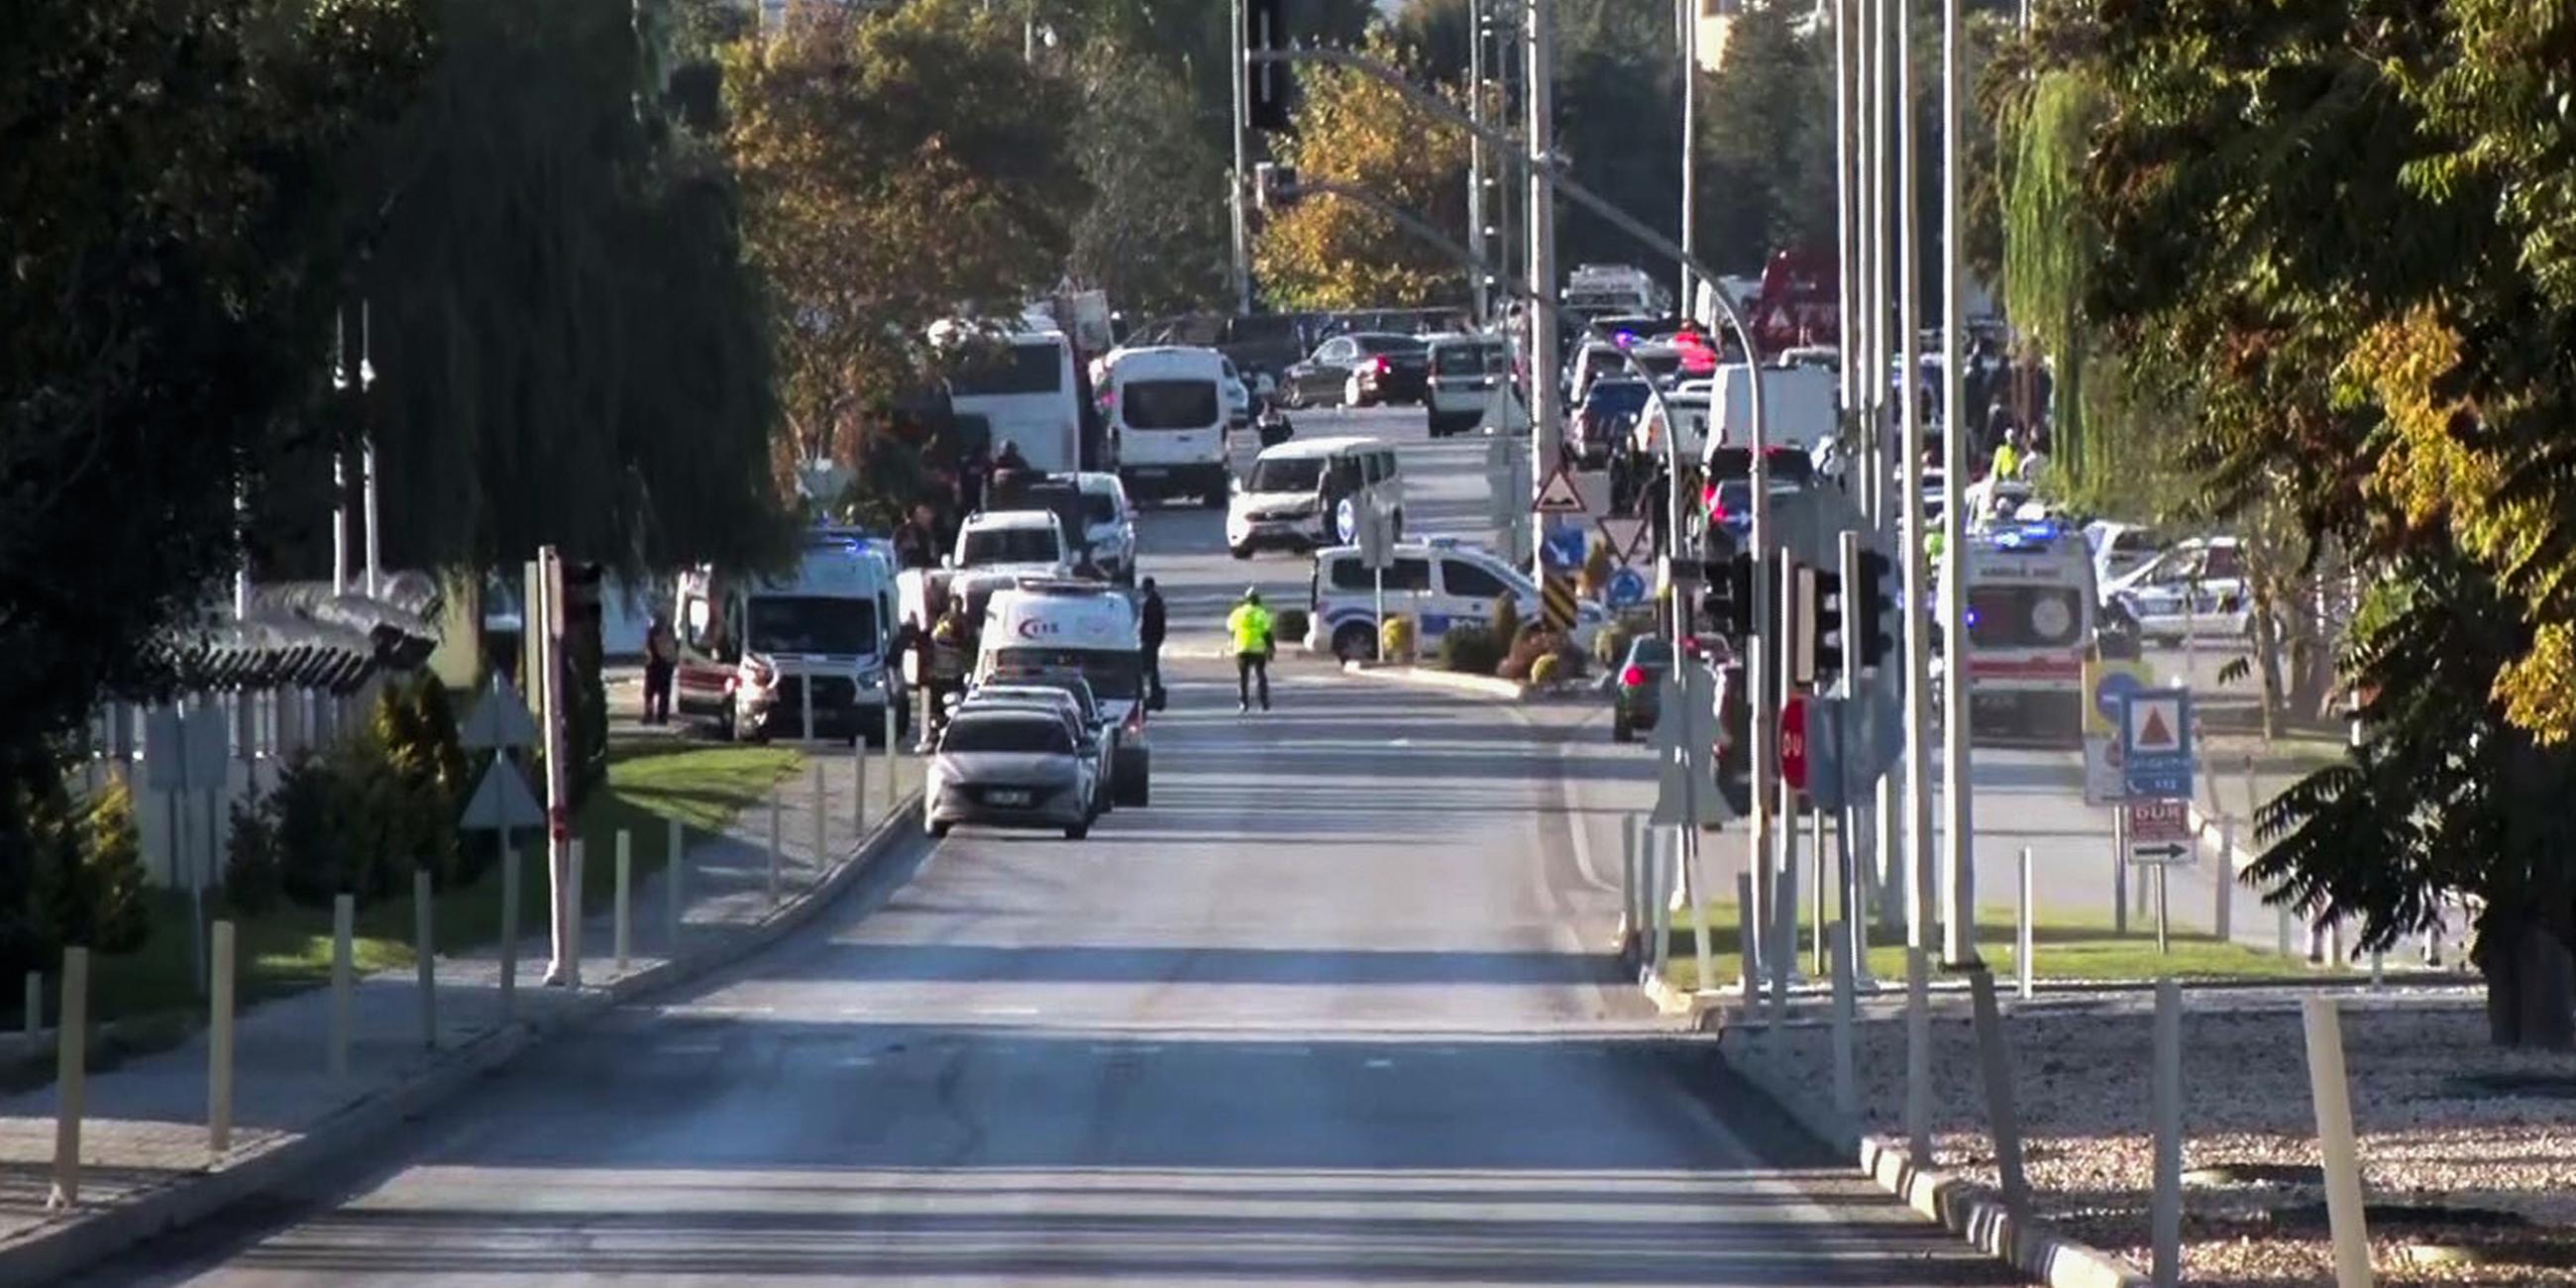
[1610,635,1674,742]
[1277,333,1430,408]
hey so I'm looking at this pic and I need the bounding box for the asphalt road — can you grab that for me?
[77,404,2013,1286]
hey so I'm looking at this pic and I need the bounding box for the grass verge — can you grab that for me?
[18,739,802,1040]
[1653,902,2330,994]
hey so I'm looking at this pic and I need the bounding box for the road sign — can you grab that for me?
[2126,796,2195,866]
[1355,503,1394,571]
[1540,571,1578,632]
[1541,520,1586,572]
[2080,659,2155,805]
[2119,688,2196,799]
[459,676,541,751]
[459,757,546,832]
[1335,495,1360,544]
[1596,516,1651,567]
[1476,384,1531,434]
[1779,695,1809,792]
[1802,696,1849,810]
[1605,567,1648,607]
[1533,465,1586,514]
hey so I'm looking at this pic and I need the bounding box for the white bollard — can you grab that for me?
[564,839,586,983]
[613,829,632,972]
[811,760,828,873]
[880,706,898,815]
[852,736,868,832]
[1735,871,1759,1005]
[2370,950,2384,990]
[1649,829,1671,979]
[2279,899,2295,960]
[1619,813,1641,951]
[1828,921,1857,1118]
[1969,967,2031,1214]
[2017,846,2036,1001]
[414,869,436,1050]
[208,919,235,1155]
[498,838,519,1020]
[2215,818,2235,942]
[767,794,783,907]
[2302,996,2375,1288]
[49,947,87,1210]
[666,816,685,947]
[2153,979,2184,1287]
[22,972,37,1038]
[1809,808,1828,978]
[1904,945,1932,1161]
[329,894,353,1078]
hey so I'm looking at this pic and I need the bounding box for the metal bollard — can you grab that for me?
[880,705,898,815]
[414,869,436,1050]
[2153,979,2183,1287]
[22,972,37,1038]
[329,894,353,1077]
[1735,871,1759,1005]
[1828,922,1857,1118]
[566,840,586,979]
[49,947,88,1210]
[1970,967,2030,1215]
[1809,809,1827,978]
[2302,996,2376,1288]
[1904,945,1932,1161]
[666,816,685,947]
[208,920,235,1154]
[2215,818,2236,942]
[811,760,828,873]
[852,736,867,832]
[767,794,783,906]
[613,829,632,972]
[499,840,519,1020]
[1619,813,1640,952]
[2017,846,2036,1001]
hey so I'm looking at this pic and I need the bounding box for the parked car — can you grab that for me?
[1277,333,1428,408]
[922,707,1100,840]
[2103,536,2259,641]
[1424,334,1512,436]
[2083,520,2165,590]
[1610,635,1674,742]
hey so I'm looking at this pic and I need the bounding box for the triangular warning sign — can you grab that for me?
[2137,705,2175,749]
[459,757,546,831]
[459,677,540,751]
[1597,516,1654,566]
[1532,466,1586,514]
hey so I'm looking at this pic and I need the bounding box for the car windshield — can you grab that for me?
[1120,378,1218,429]
[1584,381,1651,415]
[948,340,1064,396]
[1080,493,1121,525]
[746,595,877,656]
[961,527,1060,565]
[1354,335,1426,357]
[991,646,1141,701]
[1628,638,1674,667]
[1247,457,1325,492]
[941,715,1072,755]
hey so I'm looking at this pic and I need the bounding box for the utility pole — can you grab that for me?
[1525,0,1559,584]
[1469,0,1490,325]
[1900,0,1936,961]
[1230,0,1253,314]
[1939,0,1976,964]
[1676,0,1698,322]
[1832,0,1858,451]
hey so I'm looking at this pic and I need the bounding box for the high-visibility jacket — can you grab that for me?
[1228,602,1274,655]
[928,615,970,681]
[1990,443,2023,483]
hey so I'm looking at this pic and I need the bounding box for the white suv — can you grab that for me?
[953,510,1071,577]
[1424,334,1512,437]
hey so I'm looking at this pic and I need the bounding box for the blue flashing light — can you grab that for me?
[1613,329,1639,349]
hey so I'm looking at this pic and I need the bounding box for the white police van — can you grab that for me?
[1304,538,1605,662]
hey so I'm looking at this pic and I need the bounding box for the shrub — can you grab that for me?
[1530,652,1565,687]
[1498,624,1560,682]
[223,792,282,917]
[32,780,150,955]
[1593,620,1636,670]
[1579,538,1614,598]
[273,748,359,908]
[1274,607,1311,644]
[1490,593,1522,649]
[1379,614,1416,662]
[1438,623,1505,676]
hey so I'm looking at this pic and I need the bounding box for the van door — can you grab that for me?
[1434,553,1519,637]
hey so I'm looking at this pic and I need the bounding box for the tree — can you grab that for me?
[1252,35,1472,309]
[1387,0,1472,87]
[724,0,1088,501]
[1066,42,1233,316]
[1690,0,1828,276]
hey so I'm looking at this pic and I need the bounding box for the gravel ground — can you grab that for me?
[1746,991,2576,1286]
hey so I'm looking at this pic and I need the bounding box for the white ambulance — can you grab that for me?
[977,580,1151,806]
[1934,519,2097,743]
[673,533,905,744]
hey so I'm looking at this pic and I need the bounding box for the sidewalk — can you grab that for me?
[0,736,922,1287]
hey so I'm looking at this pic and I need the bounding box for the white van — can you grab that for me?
[954,510,1071,577]
[978,581,1150,805]
[674,534,905,743]
[1305,539,1606,661]
[1105,346,1230,505]
[1225,435,1404,559]
[1933,519,2097,743]
[1070,472,1138,585]
[939,323,1083,475]
[1424,334,1511,437]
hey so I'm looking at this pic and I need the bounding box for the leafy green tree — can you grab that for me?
[724,0,1088,498]
[1252,34,1472,308]
[1067,42,1233,315]
[1388,0,1472,87]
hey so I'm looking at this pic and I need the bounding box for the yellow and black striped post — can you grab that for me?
[1541,572,1578,632]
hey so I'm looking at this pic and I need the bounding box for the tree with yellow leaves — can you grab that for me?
[1250,34,1472,310]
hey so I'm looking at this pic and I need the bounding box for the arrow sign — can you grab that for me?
[2127,841,2192,866]
[460,677,540,752]
[459,757,546,832]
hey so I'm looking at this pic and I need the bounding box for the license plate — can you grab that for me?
[1133,468,1166,478]
[986,789,1031,806]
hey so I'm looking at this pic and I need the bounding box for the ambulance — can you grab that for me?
[673,533,905,744]
[976,580,1151,806]
[1936,519,2096,743]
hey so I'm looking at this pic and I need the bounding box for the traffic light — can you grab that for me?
[1802,565,1846,683]
[1855,548,1896,668]
[1698,551,1755,639]
[1246,0,1294,133]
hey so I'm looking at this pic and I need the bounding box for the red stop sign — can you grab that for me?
[1779,696,1809,792]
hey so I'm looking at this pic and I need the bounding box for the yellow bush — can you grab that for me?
[1530,652,1565,687]
[1380,614,1416,662]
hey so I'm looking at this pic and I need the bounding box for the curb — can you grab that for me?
[1336,660,1592,703]
[1722,1031,2151,1288]
[0,788,924,1288]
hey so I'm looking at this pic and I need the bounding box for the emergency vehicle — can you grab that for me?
[1935,519,2096,743]
[977,581,1151,806]
[673,533,905,744]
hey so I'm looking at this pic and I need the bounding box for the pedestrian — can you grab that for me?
[1227,587,1274,714]
[893,502,941,571]
[926,597,972,739]
[642,612,679,725]
[1138,577,1167,707]
[960,442,990,516]
[1989,425,2025,484]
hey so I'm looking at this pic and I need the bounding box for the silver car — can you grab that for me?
[958,685,1113,817]
[923,709,1100,840]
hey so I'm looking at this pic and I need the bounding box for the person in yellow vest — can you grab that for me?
[1988,426,2025,483]
[1227,588,1275,713]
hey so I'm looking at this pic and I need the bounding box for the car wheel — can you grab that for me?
[1332,621,1378,663]
[1230,543,1254,560]
[1064,822,1090,840]
[717,697,739,743]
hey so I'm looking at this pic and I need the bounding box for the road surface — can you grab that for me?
[74,404,2013,1287]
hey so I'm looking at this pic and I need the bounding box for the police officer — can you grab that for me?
[1227,587,1275,713]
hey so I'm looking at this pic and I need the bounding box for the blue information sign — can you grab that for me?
[1605,567,1647,606]
[2117,688,2196,799]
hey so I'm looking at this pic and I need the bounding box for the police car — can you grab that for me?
[1305,539,1605,662]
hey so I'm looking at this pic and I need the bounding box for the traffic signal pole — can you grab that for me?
[1230,0,1252,314]
[1898,0,1937,964]
[1525,0,1559,587]
[1939,0,1977,964]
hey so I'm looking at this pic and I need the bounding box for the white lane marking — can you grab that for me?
[1364,1057,1395,1069]
[1559,736,1616,894]
[838,1055,876,1068]
[1388,738,1412,747]
[974,1006,1040,1018]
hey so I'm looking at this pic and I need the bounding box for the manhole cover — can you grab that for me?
[2184,1163,2324,1188]
[2270,1203,2527,1234]
[2453,1071,2576,1099]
